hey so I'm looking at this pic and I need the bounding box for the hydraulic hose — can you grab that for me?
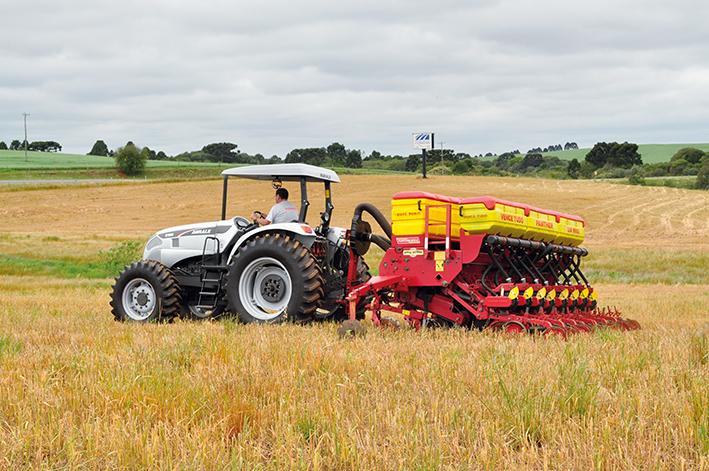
[369,234,391,251]
[350,202,392,241]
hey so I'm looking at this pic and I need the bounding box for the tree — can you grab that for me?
[696,157,709,189]
[9,140,20,150]
[285,148,327,166]
[607,143,641,168]
[155,151,167,160]
[115,142,147,176]
[367,150,382,161]
[202,142,239,163]
[28,141,62,152]
[405,154,420,172]
[585,142,611,167]
[567,158,581,179]
[326,142,347,166]
[141,146,156,160]
[345,149,362,168]
[88,140,109,156]
[452,159,473,174]
[671,147,705,164]
[520,153,544,170]
[585,142,641,169]
[0,141,7,150]
[494,152,516,170]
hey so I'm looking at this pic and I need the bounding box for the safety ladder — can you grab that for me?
[197,236,227,311]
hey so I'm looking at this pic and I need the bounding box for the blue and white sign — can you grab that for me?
[412,132,433,150]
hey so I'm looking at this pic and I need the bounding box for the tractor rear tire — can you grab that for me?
[225,234,323,324]
[110,260,182,322]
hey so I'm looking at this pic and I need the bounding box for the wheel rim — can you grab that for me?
[188,305,212,319]
[238,257,292,321]
[122,278,157,321]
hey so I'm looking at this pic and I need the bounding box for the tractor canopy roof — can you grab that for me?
[221,163,340,183]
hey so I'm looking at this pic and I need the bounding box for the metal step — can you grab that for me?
[201,265,229,271]
[201,278,221,283]
[199,291,219,296]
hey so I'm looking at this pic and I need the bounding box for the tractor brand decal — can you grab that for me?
[402,248,424,257]
[534,219,554,229]
[396,236,421,245]
[566,226,581,234]
[159,225,231,239]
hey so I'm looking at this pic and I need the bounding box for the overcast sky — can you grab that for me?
[1,0,708,157]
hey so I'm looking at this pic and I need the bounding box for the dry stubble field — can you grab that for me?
[0,175,707,469]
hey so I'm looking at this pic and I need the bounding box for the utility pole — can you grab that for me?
[22,113,30,161]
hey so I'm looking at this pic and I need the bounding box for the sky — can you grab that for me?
[1,0,708,157]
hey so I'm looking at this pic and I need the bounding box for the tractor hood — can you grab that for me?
[143,219,239,267]
[142,218,325,269]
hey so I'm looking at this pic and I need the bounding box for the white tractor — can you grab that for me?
[109,164,389,324]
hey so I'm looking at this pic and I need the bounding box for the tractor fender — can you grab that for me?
[226,222,317,264]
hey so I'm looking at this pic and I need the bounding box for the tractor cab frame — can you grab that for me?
[219,163,340,232]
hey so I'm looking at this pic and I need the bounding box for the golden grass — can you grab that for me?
[1,175,707,469]
[0,277,706,469]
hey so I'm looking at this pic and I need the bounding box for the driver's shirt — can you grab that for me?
[266,200,298,224]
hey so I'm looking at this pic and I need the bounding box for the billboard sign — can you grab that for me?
[412,132,433,150]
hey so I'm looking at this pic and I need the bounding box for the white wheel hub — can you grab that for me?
[238,257,292,321]
[122,278,157,321]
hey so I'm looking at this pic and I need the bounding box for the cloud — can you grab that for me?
[0,0,707,156]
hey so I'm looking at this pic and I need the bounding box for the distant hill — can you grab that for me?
[539,143,709,164]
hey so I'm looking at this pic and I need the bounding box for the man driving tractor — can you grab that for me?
[251,188,298,226]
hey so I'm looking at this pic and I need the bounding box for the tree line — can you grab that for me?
[0,139,62,152]
[3,136,706,188]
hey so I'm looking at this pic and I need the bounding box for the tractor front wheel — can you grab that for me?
[110,260,182,322]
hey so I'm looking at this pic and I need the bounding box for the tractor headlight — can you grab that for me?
[146,236,162,251]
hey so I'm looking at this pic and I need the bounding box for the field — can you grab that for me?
[0,150,231,169]
[0,175,707,469]
[543,143,709,164]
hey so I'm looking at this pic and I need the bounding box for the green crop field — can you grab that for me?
[0,150,228,169]
[543,143,709,164]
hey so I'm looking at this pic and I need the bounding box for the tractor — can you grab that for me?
[110,164,375,324]
[111,163,638,335]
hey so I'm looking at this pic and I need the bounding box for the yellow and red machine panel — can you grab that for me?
[391,191,585,246]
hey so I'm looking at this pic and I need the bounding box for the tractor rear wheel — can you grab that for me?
[110,260,182,322]
[225,234,323,323]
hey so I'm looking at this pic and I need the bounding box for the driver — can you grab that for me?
[252,188,298,226]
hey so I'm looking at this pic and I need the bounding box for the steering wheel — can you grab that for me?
[233,216,252,229]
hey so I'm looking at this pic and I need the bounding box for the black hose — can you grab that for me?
[351,202,392,241]
[369,234,391,251]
